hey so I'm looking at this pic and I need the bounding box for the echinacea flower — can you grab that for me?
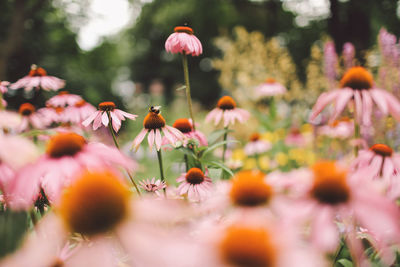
[318,117,353,139]
[254,78,287,98]
[138,178,166,196]
[310,66,400,126]
[18,103,45,132]
[229,170,273,207]
[132,106,185,151]
[10,64,65,91]
[169,118,208,146]
[0,80,9,93]
[290,161,400,264]
[82,101,137,132]
[6,132,135,210]
[165,26,203,56]
[351,144,400,199]
[205,96,250,127]
[0,110,22,133]
[65,99,97,124]
[38,105,66,125]
[176,167,212,201]
[244,133,271,156]
[46,91,83,107]
[0,135,38,198]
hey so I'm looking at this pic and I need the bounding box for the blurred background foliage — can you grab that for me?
[1,0,400,109]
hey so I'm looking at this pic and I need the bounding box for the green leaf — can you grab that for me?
[176,85,186,91]
[201,140,240,158]
[0,210,30,258]
[337,259,353,267]
[207,129,234,145]
[205,160,234,177]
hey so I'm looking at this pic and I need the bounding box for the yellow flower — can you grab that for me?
[243,158,257,170]
[275,152,288,166]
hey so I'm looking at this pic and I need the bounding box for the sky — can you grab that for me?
[70,0,330,51]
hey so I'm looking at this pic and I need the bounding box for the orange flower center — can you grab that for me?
[28,66,47,77]
[46,133,86,158]
[230,170,273,207]
[185,168,205,184]
[217,96,237,110]
[74,99,86,107]
[59,170,130,236]
[340,66,373,90]
[50,258,64,267]
[370,144,393,157]
[330,116,351,127]
[54,107,64,114]
[58,91,69,95]
[265,78,276,84]
[18,103,35,116]
[310,161,350,205]
[174,26,194,34]
[98,101,116,111]
[173,118,192,133]
[219,226,276,267]
[249,133,261,142]
[143,111,166,130]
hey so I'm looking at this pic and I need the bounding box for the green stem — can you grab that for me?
[181,53,196,130]
[222,126,229,163]
[332,239,345,266]
[0,92,4,110]
[354,120,360,157]
[29,210,38,226]
[107,112,120,149]
[106,112,141,196]
[156,149,166,195]
[184,154,189,172]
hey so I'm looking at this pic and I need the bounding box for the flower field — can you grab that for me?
[1,18,400,267]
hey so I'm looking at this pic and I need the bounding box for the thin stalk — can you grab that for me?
[222,126,229,163]
[156,149,167,195]
[332,239,345,266]
[106,112,120,149]
[184,154,189,172]
[0,92,3,110]
[354,120,360,157]
[181,53,196,130]
[106,112,141,196]
[29,210,38,226]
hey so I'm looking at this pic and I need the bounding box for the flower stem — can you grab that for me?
[222,126,229,163]
[0,92,4,110]
[106,112,141,196]
[29,210,38,226]
[156,149,166,195]
[354,120,360,157]
[184,154,189,172]
[181,53,196,130]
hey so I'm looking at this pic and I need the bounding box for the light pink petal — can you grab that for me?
[132,128,148,151]
[370,89,388,115]
[147,129,155,151]
[155,128,162,151]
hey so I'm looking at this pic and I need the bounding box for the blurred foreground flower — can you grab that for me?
[18,103,45,132]
[6,132,135,210]
[10,64,65,91]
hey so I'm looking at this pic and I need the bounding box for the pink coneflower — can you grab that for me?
[171,118,208,146]
[18,103,45,132]
[0,135,38,198]
[310,66,400,125]
[205,96,250,127]
[132,106,185,151]
[38,105,66,125]
[254,78,286,98]
[318,117,353,139]
[165,26,203,56]
[10,64,65,91]
[46,91,83,107]
[82,101,137,132]
[6,132,135,210]
[0,110,22,132]
[285,127,307,147]
[176,167,212,201]
[351,144,400,199]
[244,133,271,156]
[0,80,9,93]
[292,161,400,264]
[65,99,97,124]
[138,178,166,196]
